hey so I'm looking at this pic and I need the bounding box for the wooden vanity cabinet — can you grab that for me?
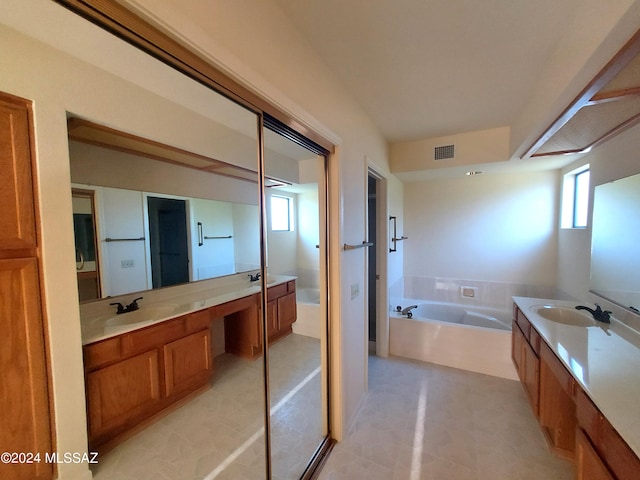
[226,280,297,358]
[83,309,213,450]
[267,280,297,343]
[576,388,640,480]
[512,305,640,480]
[511,310,540,417]
[539,341,577,460]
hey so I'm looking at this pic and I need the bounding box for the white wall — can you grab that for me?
[404,171,559,286]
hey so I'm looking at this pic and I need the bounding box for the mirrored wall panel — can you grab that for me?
[263,126,329,479]
[591,172,640,312]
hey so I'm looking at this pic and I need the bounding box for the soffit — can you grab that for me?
[525,29,640,158]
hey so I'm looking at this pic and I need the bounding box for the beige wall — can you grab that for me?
[404,171,559,287]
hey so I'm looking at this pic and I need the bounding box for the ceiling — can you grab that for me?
[274,0,585,143]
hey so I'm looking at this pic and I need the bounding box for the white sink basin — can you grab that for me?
[531,305,596,327]
[103,304,180,327]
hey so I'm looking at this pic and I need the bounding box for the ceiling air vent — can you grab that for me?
[434,144,455,160]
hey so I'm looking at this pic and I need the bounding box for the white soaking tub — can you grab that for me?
[293,288,321,339]
[389,300,517,380]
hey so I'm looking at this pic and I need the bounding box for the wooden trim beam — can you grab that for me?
[522,28,640,159]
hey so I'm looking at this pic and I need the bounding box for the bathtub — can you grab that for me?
[293,288,321,339]
[389,300,518,380]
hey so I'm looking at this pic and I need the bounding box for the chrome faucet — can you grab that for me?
[575,304,611,323]
[110,297,143,315]
[396,305,418,318]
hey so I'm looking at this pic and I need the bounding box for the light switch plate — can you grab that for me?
[351,283,359,300]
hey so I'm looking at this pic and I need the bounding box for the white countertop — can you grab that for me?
[81,275,296,345]
[513,296,640,458]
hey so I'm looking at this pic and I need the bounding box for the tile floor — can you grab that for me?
[90,334,324,480]
[318,355,574,480]
[89,337,574,480]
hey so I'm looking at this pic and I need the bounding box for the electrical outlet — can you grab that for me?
[120,259,134,268]
[351,283,359,300]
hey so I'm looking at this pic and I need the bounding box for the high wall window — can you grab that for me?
[271,195,294,231]
[561,165,590,229]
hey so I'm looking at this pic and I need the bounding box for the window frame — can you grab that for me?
[561,165,590,229]
[270,194,294,232]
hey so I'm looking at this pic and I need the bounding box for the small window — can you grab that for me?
[271,195,293,231]
[561,165,590,229]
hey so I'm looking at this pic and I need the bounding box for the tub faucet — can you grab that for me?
[575,304,611,323]
[399,305,418,318]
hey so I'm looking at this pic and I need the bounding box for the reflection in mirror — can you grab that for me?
[73,189,101,301]
[591,172,640,312]
[64,39,272,475]
[68,122,262,299]
[263,126,328,479]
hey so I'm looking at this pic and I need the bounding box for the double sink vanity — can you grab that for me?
[80,274,297,452]
[512,297,640,480]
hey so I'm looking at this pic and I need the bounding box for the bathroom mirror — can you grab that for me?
[590,172,640,312]
[263,123,329,479]
[68,132,263,298]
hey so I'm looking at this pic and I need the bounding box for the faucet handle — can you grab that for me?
[109,302,125,314]
[127,297,143,310]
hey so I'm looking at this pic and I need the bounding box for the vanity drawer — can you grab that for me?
[122,317,186,356]
[287,280,296,293]
[185,308,212,333]
[267,283,288,301]
[84,337,122,371]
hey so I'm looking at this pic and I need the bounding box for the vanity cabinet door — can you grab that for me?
[522,335,540,417]
[511,320,524,376]
[539,342,576,460]
[164,329,212,398]
[277,292,297,331]
[86,350,161,442]
[266,300,279,338]
[576,428,615,480]
[512,317,539,417]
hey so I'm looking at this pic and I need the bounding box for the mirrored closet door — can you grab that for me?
[262,119,330,479]
[43,1,333,478]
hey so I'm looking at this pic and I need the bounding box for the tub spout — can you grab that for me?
[401,305,418,318]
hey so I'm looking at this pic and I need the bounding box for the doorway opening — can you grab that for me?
[147,196,190,288]
[367,174,378,354]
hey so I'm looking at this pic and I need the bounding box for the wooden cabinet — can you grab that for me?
[225,280,297,358]
[511,315,540,417]
[539,341,576,460]
[164,329,212,397]
[83,310,213,450]
[86,350,161,442]
[0,93,52,480]
[576,428,614,480]
[513,304,640,480]
[266,280,297,343]
[576,388,640,480]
